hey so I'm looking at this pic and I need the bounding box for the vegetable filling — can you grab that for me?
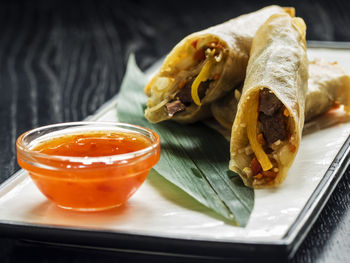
[165,41,224,117]
[244,88,290,183]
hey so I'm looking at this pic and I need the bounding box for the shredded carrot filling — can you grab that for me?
[193,49,205,61]
[290,144,297,153]
[191,40,198,49]
[257,133,265,145]
[247,93,273,171]
[345,90,350,114]
[262,170,277,178]
[332,101,341,109]
[178,80,187,90]
[255,173,263,179]
[250,157,262,175]
[250,157,278,181]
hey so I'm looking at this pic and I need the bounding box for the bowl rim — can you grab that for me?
[16,121,160,165]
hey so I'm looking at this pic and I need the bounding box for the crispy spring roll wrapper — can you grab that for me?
[229,14,308,188]
[144,5,294,123]
[212,59,350,128]
[306,59,350,121]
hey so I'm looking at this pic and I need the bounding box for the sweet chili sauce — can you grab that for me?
[18,131,160,211]
[34,132,151,157]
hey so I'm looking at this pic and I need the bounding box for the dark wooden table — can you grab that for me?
[1,0,350,262]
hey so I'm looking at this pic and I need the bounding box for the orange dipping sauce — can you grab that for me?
[17,123,160,211]
[34,132,151,157]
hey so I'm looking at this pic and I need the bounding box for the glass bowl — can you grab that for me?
[16,122,160,211]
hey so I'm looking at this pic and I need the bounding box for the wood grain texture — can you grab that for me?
[1,0,350,262]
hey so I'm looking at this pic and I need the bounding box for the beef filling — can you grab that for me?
[259,110,287,145]
[165,78,211,117]
[166,100,185,117]
[175,79,194,106]
[258,88,287,145]
[259,88,283,115]
[197,80,211,99]
[175,79,210,106]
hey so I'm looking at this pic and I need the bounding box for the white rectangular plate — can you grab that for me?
[1,45,350,260]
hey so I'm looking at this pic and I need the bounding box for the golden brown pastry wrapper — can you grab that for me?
[229,14,308,188]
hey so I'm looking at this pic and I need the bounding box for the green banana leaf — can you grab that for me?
[117,54,254,226]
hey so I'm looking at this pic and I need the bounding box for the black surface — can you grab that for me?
[1,0,350,262]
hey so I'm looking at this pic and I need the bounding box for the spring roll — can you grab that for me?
[144,5,294,123]
[212,59,350,129]
[306,59,350,121]
[229,14,308,188]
